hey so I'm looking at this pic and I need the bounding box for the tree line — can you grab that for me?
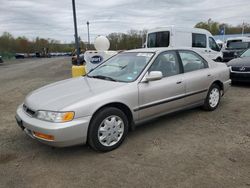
[194,20,250,35]
[108,21,250,50]
[1,21,249,58]
[107,30,147,50]
[0,32,74,59]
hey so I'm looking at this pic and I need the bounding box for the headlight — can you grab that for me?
[36,111,75,123]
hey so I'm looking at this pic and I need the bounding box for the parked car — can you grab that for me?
[15,53,25,59]
[71,54,85,65]
[16,48,231,152]
[146,26,222,61]
[228,48,250,83]
[222,37,250,62]
[0,55,3,63]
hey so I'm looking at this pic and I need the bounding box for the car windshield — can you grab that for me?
[240,49,250,58]
[227,41,250,49]
[87,52,154,82]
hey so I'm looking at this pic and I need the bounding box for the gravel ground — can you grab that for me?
[0,58,249,188]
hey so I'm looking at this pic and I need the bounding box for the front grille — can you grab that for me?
[231,66,250,72]
[23,104,36,117]
[230,72,250,82]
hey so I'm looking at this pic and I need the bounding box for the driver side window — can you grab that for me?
[148,51,181,77]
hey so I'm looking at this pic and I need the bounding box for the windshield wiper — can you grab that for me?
[91,75,118,82]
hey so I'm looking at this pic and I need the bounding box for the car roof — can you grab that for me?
[147,26,212,36]
[125,47,194,53]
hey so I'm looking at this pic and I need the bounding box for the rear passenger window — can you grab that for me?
[179,51,208,73]
[149,51,181,77]
[192,33,207,48]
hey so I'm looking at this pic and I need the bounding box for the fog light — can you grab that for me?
[34,132,54,141]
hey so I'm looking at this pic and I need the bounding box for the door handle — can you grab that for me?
[176,81,182,84]
[207,74,211,77]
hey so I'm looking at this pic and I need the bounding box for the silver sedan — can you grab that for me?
[16,48,231,151]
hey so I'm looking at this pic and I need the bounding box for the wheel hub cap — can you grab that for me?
[98,115,124,147]
[209,88,220,108]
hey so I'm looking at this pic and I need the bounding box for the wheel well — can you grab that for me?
[91,102,134,130]
[212,80,224,94]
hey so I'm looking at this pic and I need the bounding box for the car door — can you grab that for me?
[137,51,186,120]
[208,37,222,60]
[178,50,213,105]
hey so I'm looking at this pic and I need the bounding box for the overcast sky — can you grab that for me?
[0,0,249,43]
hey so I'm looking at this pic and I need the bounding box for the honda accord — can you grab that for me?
[16,48,231,151]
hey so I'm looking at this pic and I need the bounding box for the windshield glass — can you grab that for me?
[240,49,250,57]
[88,52,154,82]
[227,40,250,49]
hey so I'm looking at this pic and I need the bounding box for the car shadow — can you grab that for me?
[231,82,250,88]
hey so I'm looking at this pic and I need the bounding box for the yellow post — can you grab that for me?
[72,65,86,78]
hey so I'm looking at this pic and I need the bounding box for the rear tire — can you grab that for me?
[203,84,221,111]
[88,107,129,152]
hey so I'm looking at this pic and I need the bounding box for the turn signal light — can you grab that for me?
[62,112,74,122]
[34,132,54,141]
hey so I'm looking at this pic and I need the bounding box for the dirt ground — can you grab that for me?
[0,58,249,188]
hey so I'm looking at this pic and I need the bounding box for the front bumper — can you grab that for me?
[230,72,250,82]
[16,105,91,147]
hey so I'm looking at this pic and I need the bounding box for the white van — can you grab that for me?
[146,26,222,61]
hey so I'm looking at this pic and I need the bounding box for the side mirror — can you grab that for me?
[144,71,163,82]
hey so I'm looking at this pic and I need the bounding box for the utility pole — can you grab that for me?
[141,31,144,47]
[222,24,226,43]
[72,0,80,65]
[87,21,90,49]
[208,18,212,32]
[242,21,245,36]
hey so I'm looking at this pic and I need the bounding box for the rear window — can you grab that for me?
[192,33,207,48]
[227,40,250,49]
[179,50,208,73]
[147,31,170,48]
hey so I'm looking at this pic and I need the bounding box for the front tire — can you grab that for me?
[203,84,221,111]
[88,107,129,152]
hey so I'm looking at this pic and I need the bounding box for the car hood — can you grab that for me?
[24,77,126,111]
[228,57,250,66]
